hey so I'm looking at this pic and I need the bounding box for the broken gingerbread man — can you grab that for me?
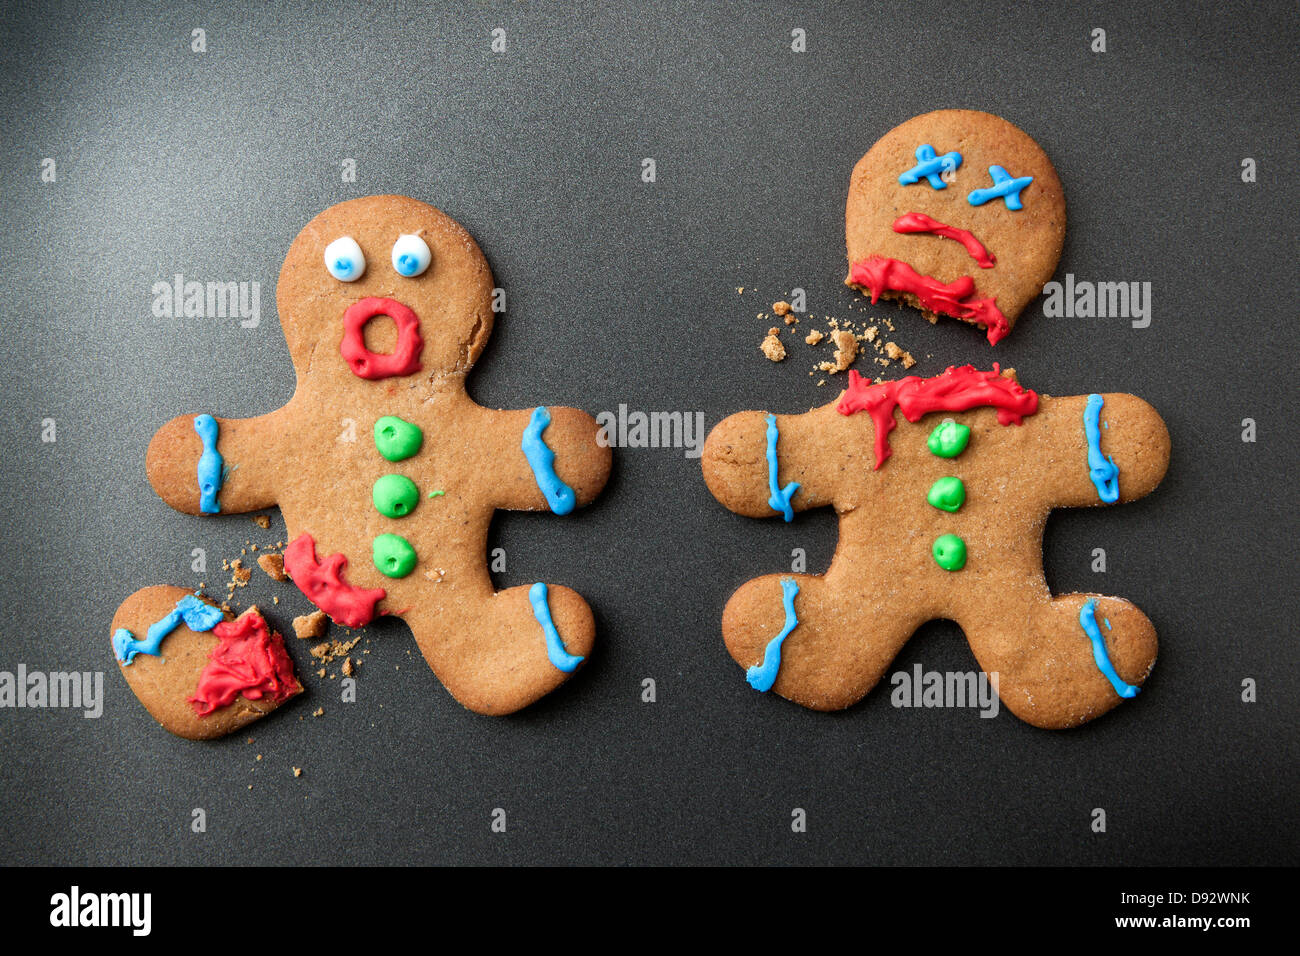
[113,195,610,736]
[701,365,1170,729]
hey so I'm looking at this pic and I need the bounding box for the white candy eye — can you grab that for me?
[324,236,366,282]
[391,234,432,278]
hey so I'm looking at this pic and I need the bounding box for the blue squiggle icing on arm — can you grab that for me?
[1083,394,1120,503]
[765,414,800,522]
[522,406,576,515]
[194,414,224,514]
[746,577,800,692]
[528,582,584,672]
[113,594,224,664]
[1079,599,1139,699]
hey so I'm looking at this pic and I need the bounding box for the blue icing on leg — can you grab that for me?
[528,582,584,672]
[765,414,800,522]
[522,406,576,516]
[967,165,1034,210]
[1083,394,1120,503]
[113,594,224,664]
[194,414,224,514]
[1079,599,1140,699]
[746,577,800,692]
[899,144,962,189]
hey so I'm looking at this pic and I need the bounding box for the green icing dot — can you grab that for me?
[927,476,966,513]
[373,533,417,578]
[927,420,971,458]
[932,533,967,571]
[374,415,423,462]
[373,474,419,518]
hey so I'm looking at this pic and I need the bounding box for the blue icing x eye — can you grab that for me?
[324,236,366,282]
[391,233,432,278]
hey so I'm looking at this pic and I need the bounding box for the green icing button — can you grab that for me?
[927,476,966,513]
[373,533,417,578]
[373,474,419,518]
[374,415,423,462]
[932,533,967,571]
[927,420,971,458]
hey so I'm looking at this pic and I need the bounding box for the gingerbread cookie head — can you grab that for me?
[846,109,1066,344]
[276,194,495,392]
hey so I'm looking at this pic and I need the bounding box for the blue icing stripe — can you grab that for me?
[1080,599,1140,699]
[765,414,800,522]
[747,577,800,692]
[113,594,224,664]
[1083,394,1120,503]
[967,165,1034,210]
[528,582,584,672]
[194,414,223,514]
[522,406,576,516]
[899,144,962,190]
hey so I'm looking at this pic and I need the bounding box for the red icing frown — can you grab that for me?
[892,212,996,269]
[188,612,299,717]
[849,256,1010,345]
[837,364,1039,468]
[283,533,386,628]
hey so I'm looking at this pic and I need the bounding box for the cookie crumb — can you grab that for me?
[312,707,324,717]
[760,333,787,362]
[230,558,251,585]
[804,329,824,346]
[342,657,355,677]
[884,341,917,369]
[772,300,791,316]
[831,330,858,371]
[294,610,329,641]
[252,515,270,529]
[293,767,302,778]
[257,552,288,581]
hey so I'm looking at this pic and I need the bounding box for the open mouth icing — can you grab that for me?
[848,212,1008,345]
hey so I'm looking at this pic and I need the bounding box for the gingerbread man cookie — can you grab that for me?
[701,365,1170,729]
[846,109,1066,343]
[114,195,610,734]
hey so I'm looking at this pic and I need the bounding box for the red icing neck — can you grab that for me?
[848,256,1010,345]
[283,533,386,628]
[836,364,1039,469]
[188,612,299,717]
[892,212,996,269]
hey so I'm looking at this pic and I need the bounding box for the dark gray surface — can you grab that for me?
[1,0,1297,865]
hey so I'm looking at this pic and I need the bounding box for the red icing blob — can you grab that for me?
[836,364,1039,469]
[340,297,424,380]
[892,212,996,268]
[848,256,1010,345]
[283,533,386,628]
[188,612,299,717]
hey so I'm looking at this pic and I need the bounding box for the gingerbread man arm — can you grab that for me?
[145,407,294,516]
[991,392,1170,509]
[702,404,847,519]
[470,404,611,512]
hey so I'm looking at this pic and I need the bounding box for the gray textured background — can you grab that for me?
[1,1,1297,865]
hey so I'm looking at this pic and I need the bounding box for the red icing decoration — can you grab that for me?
[188,612,299,717]
[340,297,424,379]
[836,364,1039,469]
[892,212,996,268]
[283,533,386,628]
[848,256,1010,345]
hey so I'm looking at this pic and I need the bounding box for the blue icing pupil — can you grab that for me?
[397,254,418,275]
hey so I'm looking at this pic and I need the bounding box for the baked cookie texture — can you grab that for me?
[846,108,1066,343]
[702,366,1170,729]
[116,195,611,735]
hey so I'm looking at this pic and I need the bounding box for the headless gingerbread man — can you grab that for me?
[701,366,1170,729]
[115,196,610,735]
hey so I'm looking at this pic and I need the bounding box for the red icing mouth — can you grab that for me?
[892,212,995,268]
[283,533,386,628]
[340,296,424,379]
[188,612,299,717]
[848,256,1010,345]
